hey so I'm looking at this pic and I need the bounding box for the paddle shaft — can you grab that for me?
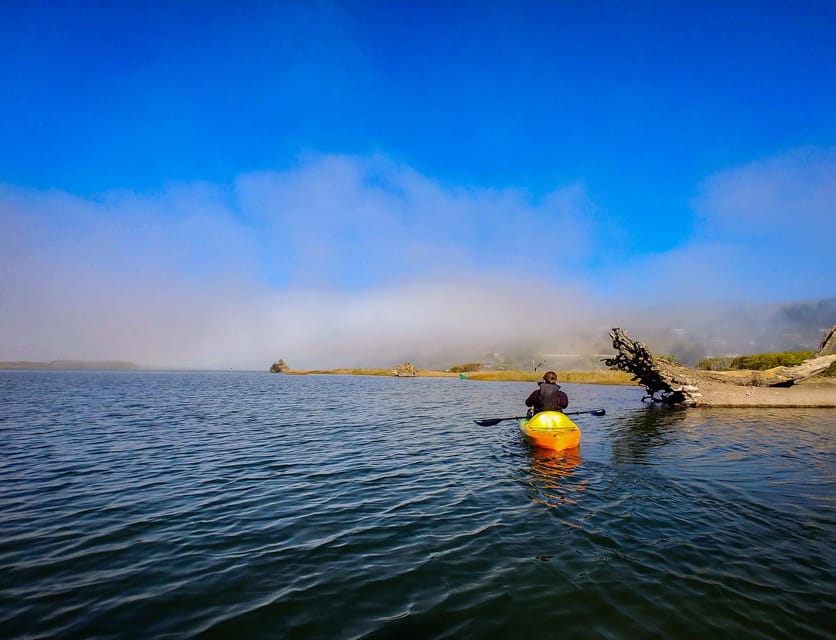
[473,408,605,426]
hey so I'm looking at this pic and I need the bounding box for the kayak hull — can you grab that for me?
[519,411,581,451]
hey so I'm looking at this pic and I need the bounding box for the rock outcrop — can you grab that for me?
[391,362,418,377]
[270,359,289,373]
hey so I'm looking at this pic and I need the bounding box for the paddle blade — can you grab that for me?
[473,418,505,426]
[564,408,607,417]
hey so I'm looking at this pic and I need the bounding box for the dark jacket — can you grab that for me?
[525,382,569,414]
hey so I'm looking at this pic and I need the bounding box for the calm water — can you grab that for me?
[1,371,834,639]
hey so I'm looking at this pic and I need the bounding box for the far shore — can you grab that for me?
[0,360,141,370]
[0,361,632,384]
[281,368,836,406]
[284,368,638,385]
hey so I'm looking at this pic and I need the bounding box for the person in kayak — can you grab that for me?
[525,371,569,417]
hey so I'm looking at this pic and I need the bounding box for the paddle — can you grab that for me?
[473,408,606,426]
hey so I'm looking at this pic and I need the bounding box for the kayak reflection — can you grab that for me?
[524,447,586,507]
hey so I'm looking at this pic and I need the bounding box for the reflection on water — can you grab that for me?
[608,405,688,464]
[524,447,585,507]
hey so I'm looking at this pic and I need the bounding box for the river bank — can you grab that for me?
[284,367,836,406]
[285,368,637,385]
[688,374,836,407]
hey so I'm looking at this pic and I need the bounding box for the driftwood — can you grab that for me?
[815,325,836,357]
[604,328,700,405]
[605,326,836,407]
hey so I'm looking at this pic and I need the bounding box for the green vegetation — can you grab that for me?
[732,351,813,370]
[697,351,836,377]
[696,357,734,371]
[449,362,483,373]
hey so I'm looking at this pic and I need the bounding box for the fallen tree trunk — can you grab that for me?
[814,324,836,357]
[604,326,836,407]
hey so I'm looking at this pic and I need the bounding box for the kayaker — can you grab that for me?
[525,371,569,417]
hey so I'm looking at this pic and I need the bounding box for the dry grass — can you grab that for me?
[285,368,635,385]
[462,370,635,385]
[286,368,394,376]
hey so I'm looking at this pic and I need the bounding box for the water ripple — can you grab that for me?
[0,373,834,639]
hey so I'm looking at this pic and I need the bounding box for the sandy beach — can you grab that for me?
[691,376,836,407]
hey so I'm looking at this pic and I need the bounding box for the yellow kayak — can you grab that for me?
[519,411,581,451]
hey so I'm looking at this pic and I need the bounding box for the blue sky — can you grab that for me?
[1,1,834,368]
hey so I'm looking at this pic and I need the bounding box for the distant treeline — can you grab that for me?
[0,360,140,370]
[697,351,835,376]
[448,362,483,373]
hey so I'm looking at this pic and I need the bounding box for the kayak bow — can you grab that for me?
[519,411,581,451]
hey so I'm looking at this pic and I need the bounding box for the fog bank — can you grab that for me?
[2,151,833,369]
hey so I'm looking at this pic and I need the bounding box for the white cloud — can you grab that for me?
[693,146,836,239]
[602,146,836,303]
[0,156,596,368]
[236,153,594,286]
[2,150,832,369]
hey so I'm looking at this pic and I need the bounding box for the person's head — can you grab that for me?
[543,371,558,384]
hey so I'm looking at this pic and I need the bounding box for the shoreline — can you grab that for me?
[288,368,836,406]
[4,363,832,405]
[0,362,633,384]
[0,360,140,370]
[285,368,637,385]
[286,369,836,406]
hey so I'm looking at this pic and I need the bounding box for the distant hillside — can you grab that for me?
[0,360,141,370]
